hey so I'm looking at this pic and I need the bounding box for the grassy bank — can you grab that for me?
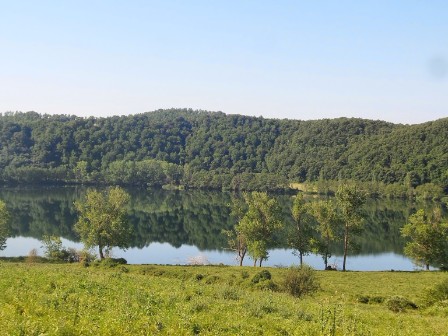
[1,262,447,335]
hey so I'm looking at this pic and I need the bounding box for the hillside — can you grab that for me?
[0,109,446,191]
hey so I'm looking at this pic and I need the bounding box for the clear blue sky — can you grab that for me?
[1,0,447,124]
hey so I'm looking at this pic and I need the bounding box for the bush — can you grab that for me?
[251,270,272,284]
[78,249,97,266]
[27,248,39,263]
[282,265,319,297]
[356,295,385,304]
[424,279,448,306]
[205,275,220,284]
[41,235,71,262]
[255,279,279,291]
[100,257,128,268]
[221,286,240,300]
[386,296,418,312]
[241,270,249,279]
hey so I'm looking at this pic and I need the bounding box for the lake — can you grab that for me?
[0,186,439,270]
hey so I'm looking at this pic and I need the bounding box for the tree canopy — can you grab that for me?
[0,200,9,251]
[401,208,448,270]
[74,187,132,259]
[236,192,284,266]
[336,184,366,271]
[0,110,446,192]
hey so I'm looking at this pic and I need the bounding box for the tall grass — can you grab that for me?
[0,263,447,335]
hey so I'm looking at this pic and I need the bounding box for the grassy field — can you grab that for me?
[1,262,447,335]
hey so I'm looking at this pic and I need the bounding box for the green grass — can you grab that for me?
[0,262,447,335]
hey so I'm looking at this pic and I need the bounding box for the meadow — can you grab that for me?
[1,262,447,335]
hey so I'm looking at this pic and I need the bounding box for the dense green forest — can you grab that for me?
[0,109,447,193]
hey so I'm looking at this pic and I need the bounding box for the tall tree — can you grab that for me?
[223,195,248,266]
[336,184,366,271]
[0,200,10,251]
[308,200,340,270]
[74,187,132,259]
[401,208,448,270]
[288,193,313,266]
[237,192,283,267]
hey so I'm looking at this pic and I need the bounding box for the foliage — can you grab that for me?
[336,184,367,271]
[308,200,341,270]
[282,265,320,297]
[251,270,272,284]
[386,296,418,312]
[0,110,447,193]
[74,187,132,259]
[401,208,448,270]
[237,192,284,266]
[0,199,9,250]
[289,193,313,266]
[423,278,448,306]
[27,248,39,263]
[96,257,128,268]
[223,196,248,266]
[41,235,79,262]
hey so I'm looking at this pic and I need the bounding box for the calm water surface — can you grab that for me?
[0,187,438,270]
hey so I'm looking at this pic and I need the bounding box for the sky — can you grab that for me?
[0,1,447,124]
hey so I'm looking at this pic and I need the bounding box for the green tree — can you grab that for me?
[336,184,366,271]
[74,187,132,259]
[41,235,79,262]
[237,192,283,267]
[288,194,313,266]
[401,208,448,270]
[0,200,10,251]
[223,196,248,266]
[308,200,340,270]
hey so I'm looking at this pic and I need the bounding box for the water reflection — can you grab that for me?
[0,187,440,270]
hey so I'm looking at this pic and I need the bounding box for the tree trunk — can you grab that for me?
[343,224,349,271]
[99,244,104,260]
[299,252,303,267]
[239,249,246,266]
[324,253,328,270]
[426,263,430,271]
[253,259,257,267]
[259,258,263,267]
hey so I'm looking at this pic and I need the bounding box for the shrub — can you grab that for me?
[356,295,385,304]
[356,295,370,304]
[41,235,70,262]
[424,279,448,306]
[251,270,272,284]
[386,296,418,312]
[255,279,279,291]
[221,287,240,300]
[241,270,249,279]
[113,257,127,265]
[282,265,319,297]
[205,275,220,284]
[78,249,97,266]
[100,257,128,268]
[27,248,39,263]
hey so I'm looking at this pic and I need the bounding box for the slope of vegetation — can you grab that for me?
[1,263,447,335]
[0,109,447,192]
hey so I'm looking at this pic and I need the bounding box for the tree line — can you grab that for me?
[1,186,447,270]
[2,186,418,254]
[0,110,447,194]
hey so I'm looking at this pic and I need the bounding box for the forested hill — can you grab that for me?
[0,109,447,192]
